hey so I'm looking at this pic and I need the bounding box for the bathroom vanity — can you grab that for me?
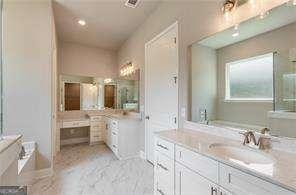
[154,123,296,195]
[0,135,22,185]
[57,111,141,160]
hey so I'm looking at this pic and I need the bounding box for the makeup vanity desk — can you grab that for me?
[56,112,141,160]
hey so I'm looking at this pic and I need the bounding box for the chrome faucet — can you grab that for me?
[241,131,257,145]
[240,130,271,150]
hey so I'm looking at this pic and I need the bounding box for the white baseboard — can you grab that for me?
[60,137,89,146]
[139,150,146,160]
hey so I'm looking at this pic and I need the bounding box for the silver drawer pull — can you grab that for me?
[211,186,217,195]
[157,143,168,150]
[112,132,117,135]
[112,145,117,148]
[157,163,168,171]
[157,188,165,195]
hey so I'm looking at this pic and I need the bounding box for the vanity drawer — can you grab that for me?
[175,145,218,183]
[111,132,118,145]
[90,126,101,132]
[62,120,90,128]
[219,164,294,195]
[90,134,101,143]
[154,151,174,185]
[90,131,101,137]
[90,121,105,127]
[154,151,174,195]
[155,137,174,159]
[110,120,118,130]
[111,143,118,154]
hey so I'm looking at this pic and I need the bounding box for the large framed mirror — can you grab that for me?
[59,70,140,112]
[189,3,296,138]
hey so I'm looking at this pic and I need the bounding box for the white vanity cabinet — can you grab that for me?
[106,116,140,160]
[154,136,295,195]
[89,116,106,145]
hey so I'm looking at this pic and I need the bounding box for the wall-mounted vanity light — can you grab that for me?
[120,62,136,77]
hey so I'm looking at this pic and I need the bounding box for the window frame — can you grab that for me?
[225,53,274,102]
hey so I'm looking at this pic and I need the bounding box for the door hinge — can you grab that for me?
[173,76,177,84]
[174,117,177,124]
[174,37,177,44]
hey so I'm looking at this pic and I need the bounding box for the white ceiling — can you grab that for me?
[199,3,296,49]
[53,0,160,51]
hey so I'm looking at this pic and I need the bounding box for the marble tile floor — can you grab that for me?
[28,143,154,195]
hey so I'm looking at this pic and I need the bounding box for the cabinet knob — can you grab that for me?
[145,116,150,120]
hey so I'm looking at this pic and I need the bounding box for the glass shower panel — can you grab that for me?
[274,52,296,112]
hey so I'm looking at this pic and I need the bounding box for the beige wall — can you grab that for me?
[3,0,55,169]
[117,1,287,151]
[217,22,296,127]
[58,41,118,78]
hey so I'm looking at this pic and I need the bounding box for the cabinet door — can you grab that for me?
[175,162,217,195]
[106,123,112,148]
[220,164,295,195]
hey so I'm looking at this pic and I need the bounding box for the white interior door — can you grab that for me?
[145,22,178,163]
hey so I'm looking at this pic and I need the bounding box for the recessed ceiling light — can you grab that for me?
[78,20,86,26]
[232,32,239,37]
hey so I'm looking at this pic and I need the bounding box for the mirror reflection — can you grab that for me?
[189,4,296,138]
[60,71,139,112]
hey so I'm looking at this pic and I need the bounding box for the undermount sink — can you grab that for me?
[209,143,274,165]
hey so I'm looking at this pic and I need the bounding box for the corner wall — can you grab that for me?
[3,0,55,169]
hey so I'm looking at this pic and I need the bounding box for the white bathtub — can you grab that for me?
[18,141,36,185]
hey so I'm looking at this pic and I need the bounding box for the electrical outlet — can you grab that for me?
[181,107,186,118]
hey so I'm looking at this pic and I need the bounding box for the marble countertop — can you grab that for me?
[156,129,296,193]
[59,117,90,122]
[105,113,141,121]
[0,135,22,154]
[58,113,141,123]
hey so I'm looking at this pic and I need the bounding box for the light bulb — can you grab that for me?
[249,0,256,8]
[78,20,86,26]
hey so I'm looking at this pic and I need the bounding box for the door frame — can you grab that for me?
[144,21,179,160]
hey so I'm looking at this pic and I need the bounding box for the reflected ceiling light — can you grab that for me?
[259,11,269,19]
[78,19,86,26]
[293,0,296,5]
[232,32,239,37]
[249,0,256,7]
[104,78,112,84]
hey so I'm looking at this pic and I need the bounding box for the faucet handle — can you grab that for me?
[257,136,271,150]
[261,127,270,135]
